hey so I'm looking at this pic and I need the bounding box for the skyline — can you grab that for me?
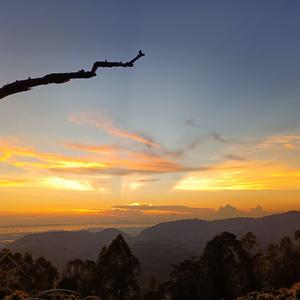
[1,1,300,225]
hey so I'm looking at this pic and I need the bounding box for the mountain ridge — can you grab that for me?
[6,210,300,279]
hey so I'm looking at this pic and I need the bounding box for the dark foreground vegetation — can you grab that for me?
[1,230,300,300]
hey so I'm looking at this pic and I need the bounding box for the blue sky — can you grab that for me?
[1,1,300,140]
[1,1,300,223]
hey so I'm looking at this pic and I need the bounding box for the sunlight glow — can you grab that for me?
[42,177,94,191]
[174,163,300,191]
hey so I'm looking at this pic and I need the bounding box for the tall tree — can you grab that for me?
[143,276,165,300]
[97,234,141,300]
[167,257,202,300]
[59,259,97,296]
[295,229,300,243]
[167,232,255,300]
[241,232,258,255]
[200,232,254,299]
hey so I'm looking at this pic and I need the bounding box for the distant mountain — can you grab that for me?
[9,228,133,270]
[135,211,300,279]
[138,211,300,248]
[7,211,300,280]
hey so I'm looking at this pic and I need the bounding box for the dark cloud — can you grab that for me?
[112,204,268,220]
[185,118,202,128]
[185,118,239,145]
[136,178,161,183]
[114,204,215,214]
[210,131,231,144]
[49,165,212,176]
[165,137,206,158]
[225,154,248,162]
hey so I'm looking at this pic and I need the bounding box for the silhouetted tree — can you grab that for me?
[142,276,165,300]
[252,234,300,290]
[241,232,258,255]
[275,237,300,287]
[167,257,202,300]
[0,249,58,294]
[0,51,144,100]
[168,232,255,300]
[26,255,58,292]
[200,232,254,299]
[59,259,97,296]
[97,234,141,300]
[3,290,29,300]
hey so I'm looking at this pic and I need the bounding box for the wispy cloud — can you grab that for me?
[0,175,106,192]
[174,160,300,191]
[185,118,242,144]
[210,131,231,144]
[165,138,206,158]
[258,134,300,150]
[68,111,159,148]
[136,178,161,183]
[2,127,300,193]
[64,142,120,154]
[185,118,202,128]
[0,138,208,188]
[224,154,248,162]
[114,203,215,215]
[0,178,32,187]
[0,203,269,226]
[112,203,268,220]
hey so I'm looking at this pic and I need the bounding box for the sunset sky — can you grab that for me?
[1,1,300,225]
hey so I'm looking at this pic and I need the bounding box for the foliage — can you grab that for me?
[3,290,29,300]
[59,259,97,296]
[97,234,141,300]
[0,249,58,293]
[2,230,300,299]
[237,283,300,300]
[142,276,165,300]
[168,257,202,300]
[167,230,300,300]
[253,236,300,289]
[167,232,255,300]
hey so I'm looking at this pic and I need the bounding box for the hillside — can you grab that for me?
[7,211,300,279]
[9,228,134,270]
[138,211,300,248]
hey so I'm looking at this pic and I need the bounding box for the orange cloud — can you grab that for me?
[0,138,108,171]
[2,129,300,194]
[0,138,205,195]
[0,175,108,192]
[174,160,300,191]
[58,141,204,175]
[68,111,159,148]
[258,134,300,150]
[0,178,32,187]
[65,142,120,154]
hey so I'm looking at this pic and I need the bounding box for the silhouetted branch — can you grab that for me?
[0,50,145,100]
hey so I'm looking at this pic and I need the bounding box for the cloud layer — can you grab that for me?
[2,111,300,195]
[68,111,159,148]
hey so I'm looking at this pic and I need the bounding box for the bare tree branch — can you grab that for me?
[0,50,145,100]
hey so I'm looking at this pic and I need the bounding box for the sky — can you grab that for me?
[1,0,300,226]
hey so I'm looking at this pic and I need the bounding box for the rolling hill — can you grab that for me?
[7,211,300,280]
